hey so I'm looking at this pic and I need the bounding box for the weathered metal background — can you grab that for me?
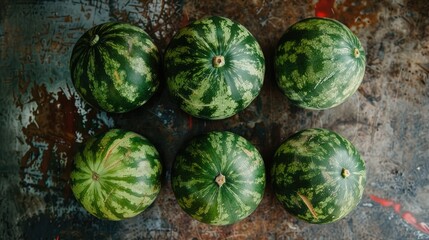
[1,0,429,239]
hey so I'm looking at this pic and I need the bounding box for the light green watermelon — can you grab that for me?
[70,129,162,220]
[164,16,265,120]
[275,17,366,109]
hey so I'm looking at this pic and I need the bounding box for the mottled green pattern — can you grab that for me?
[70,22,159,113]
[70,129,162,220]
[271,128,366,224]
[274,17,366,109]
[171,131,265,225]
[164,16,265,119]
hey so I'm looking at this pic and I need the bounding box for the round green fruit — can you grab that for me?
[164,16,265,120]
[271,128,366,224]
[70,22,159,113]
[70,129,162,220]
[274,17,366,109]
[171,131,266,225]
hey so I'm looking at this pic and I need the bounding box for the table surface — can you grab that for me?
[1,0,429,239]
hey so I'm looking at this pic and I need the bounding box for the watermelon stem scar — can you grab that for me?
[354,48,360,58]
[212,55,225,68]
[215,173,226,187]
[90,34,100,46]
[92,171,100,181]
[341,168,351,178]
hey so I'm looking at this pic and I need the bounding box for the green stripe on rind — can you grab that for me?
[70,22,159,113]
[274,17,366,110]
[271,128,366,224]
[171,131,266,225]
[164,16,265,120]
[70,129,162,220]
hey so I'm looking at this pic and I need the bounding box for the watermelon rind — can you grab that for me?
[275,17,366,110]
[271,128,366,224]
[70,129,162,220]
[164,16,265,120]
[171,131,266,225]
[70,22,160,113]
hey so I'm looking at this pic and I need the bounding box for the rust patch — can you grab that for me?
[17,83,110,199]
[316,0,380,32]
[338,0,380,31]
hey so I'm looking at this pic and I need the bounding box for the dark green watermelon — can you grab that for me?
[70,22,159,113]
[275,17,366,109]
[171,131,266,225]
[164,16,265,120]
[271,128,366,224]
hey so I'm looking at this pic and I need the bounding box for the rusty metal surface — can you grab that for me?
[1,0,429,239]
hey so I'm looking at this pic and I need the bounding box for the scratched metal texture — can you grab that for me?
[0,0,428,239]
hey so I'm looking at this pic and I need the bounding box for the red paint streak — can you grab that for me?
[393,203,402,213]
[370,194,429,235]
[402,212,429,234]
[315,0,335,18]
[369,194,394,207]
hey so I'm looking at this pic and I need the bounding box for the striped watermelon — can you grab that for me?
[274,17,366,109]
[171,131,266,225]
[70,22,159,113]
[164,16,265,120]
[271,128,366,224]
[70,129,162,220]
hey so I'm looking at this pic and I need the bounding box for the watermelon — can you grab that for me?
[171,131,266,225]
[163,16,265,120]
[70,22,159,113]
[274,17,366,109]
[70,129,162,220]
[271,128,366,224]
